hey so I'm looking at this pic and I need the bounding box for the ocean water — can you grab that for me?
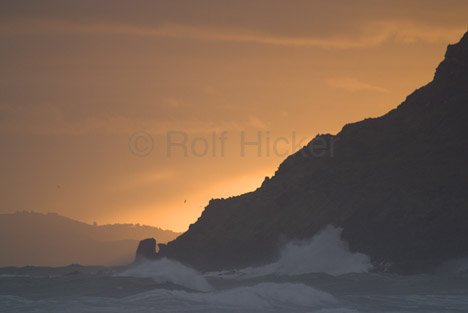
[2,227,468,313]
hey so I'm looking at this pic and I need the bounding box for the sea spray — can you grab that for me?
[117,258,212,291]
[265,225,373,275]
[211,225,372,278]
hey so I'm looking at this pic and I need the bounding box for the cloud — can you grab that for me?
[1,18,464,49]
[0,101,271,136]
[326,77,390,93]
[0,102,145,135]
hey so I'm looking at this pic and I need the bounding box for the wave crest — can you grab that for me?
[212,225,372,278]
[117,258,212,291]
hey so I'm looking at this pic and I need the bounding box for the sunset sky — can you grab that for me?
[1,0,467,232]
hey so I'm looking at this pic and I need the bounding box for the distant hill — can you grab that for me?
[0,211,180,267]
[160,32,468,273]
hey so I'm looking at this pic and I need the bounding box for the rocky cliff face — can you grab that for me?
[161,32,468,273]
[135,238,158,262]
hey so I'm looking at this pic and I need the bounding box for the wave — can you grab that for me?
[0,283,356,313]
[437,257,468,274]
[125,282,340,311]
[117,258,212,291]
[0,274,29,278]
[211,225,372,278]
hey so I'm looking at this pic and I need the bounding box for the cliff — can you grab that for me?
[160,32,468,273]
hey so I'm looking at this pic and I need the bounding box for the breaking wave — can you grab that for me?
[117,258,212,291]
[126,282,338,310]
[215,225,372,278]
[0,283,353,313]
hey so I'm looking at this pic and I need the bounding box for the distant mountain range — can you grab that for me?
[0,211,180,267]
[158,32,468,273]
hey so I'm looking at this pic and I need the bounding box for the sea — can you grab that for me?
[2,227,468,313]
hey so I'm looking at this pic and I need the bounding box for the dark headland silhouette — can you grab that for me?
[135,238,158,262]
[0,211,179,266]
[134,32,468,274]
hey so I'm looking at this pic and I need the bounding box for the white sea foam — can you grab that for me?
[3,269,468,313]
[117,258,212,291]
[210,225,372,278]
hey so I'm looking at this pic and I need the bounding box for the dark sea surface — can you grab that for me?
[2,228,468,313]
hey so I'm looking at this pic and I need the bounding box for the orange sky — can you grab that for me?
[1,0,467,232]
